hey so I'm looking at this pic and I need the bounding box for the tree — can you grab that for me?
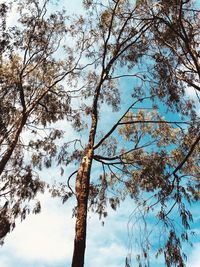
[0,0,83,243]
[120,0,200,265]
[1,0,200,267]
[61,1,199,266]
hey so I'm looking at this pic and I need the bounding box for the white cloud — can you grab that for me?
[85,200,138,267]
[0,193,137,267]
[87,243,127,267]
[1,193,75,264]
[0,256,11,267]
[188,243,200,267]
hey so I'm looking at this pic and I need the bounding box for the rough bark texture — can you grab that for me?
[71,113,97,267]
[71,148,93,267]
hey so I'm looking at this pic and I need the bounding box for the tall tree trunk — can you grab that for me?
[71,113,97,267]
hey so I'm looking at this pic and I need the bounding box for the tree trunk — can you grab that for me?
[71,114,97,267]
[71,148,93,267]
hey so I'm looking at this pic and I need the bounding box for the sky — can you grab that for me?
[1,0,200,267]
[1,193,200,267]
[0,191,137,267]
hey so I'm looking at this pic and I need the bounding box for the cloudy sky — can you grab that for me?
[1,0,200,266]
[1,192,200,267]
[0,192,134,267]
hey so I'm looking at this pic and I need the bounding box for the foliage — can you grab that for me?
[0,0,83,244]
[0,0,200,267]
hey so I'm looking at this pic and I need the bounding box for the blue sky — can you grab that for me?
[1,0,200,266]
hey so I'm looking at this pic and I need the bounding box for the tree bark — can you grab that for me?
[71,148,93,267]
[71,47,109,267]
[71,113,97,267]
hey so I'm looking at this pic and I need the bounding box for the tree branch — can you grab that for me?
[94,96,152,150]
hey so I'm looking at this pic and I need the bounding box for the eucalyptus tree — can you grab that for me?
[120,0,200,266]
[54,1,199,267]
[0,0,84,243]
[1,0,200,267]
[122,0,200,264]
